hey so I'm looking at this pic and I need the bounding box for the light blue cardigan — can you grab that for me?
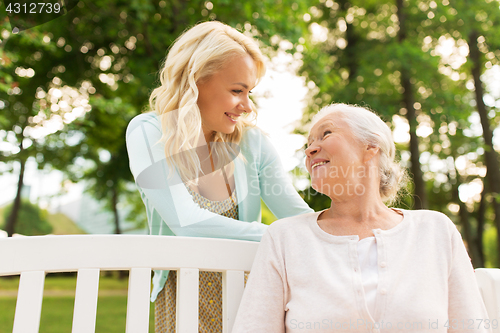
[126,112,312,301]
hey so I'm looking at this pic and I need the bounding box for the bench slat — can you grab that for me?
[72,268,100,333]
[13,271,45,333]
[126,268,152,333]
[475,268,500,332]
[176,268,200,332]
[222,270,245,333]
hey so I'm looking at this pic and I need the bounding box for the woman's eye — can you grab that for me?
[323,130,332,138]
[232,90,243,94]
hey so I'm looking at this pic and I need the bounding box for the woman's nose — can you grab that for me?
[237,96,252,113]
[305,144,320,157]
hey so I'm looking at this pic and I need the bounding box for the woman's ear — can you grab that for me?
[364,144,380,163]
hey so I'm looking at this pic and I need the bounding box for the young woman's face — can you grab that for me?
[197,54,257,141]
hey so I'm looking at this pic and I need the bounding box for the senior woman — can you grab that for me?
[233,103,490,332]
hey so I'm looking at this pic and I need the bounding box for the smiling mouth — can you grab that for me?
[312,161,329,169]
[225,113,238,121]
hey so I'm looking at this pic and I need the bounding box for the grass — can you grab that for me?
[46,212,86,235]
[0,274,155,333]
[0,205,86,236]
[0,274,130,291]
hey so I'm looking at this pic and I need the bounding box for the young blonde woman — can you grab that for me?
[125,21,312,332]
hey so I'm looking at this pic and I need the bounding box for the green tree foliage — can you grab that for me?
[1,0,312,235]
[0,14,70,236]
[484,225,498,268]
[412,0,500,267]
[294,0,500,266]
[1,200,53,235]
[438,0,500,268]
[296,0,468,204]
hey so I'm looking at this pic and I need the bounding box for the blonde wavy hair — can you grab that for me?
[149,21,266,185]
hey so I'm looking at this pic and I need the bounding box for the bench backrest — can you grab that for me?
[0,235,259,333]
[475,268,500,333]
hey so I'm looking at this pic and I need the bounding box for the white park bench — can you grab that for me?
[1,234,499,332]
[0,235,258,333]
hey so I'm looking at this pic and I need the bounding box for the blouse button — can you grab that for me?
[380,262,387,268]
[380,289,387,295]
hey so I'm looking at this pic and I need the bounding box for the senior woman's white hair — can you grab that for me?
[311,103,407,204]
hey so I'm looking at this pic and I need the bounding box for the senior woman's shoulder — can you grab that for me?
[399,208,456,230]
[266,211,321,235]
[402,208,450,220]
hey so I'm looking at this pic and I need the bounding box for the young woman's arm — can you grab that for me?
[242,128,313,219]
[126,113,268,241]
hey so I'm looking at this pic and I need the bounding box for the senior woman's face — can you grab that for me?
[305,113,369,197]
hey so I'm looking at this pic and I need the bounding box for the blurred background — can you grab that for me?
[2,0,500,265]
[0,1,499,328]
